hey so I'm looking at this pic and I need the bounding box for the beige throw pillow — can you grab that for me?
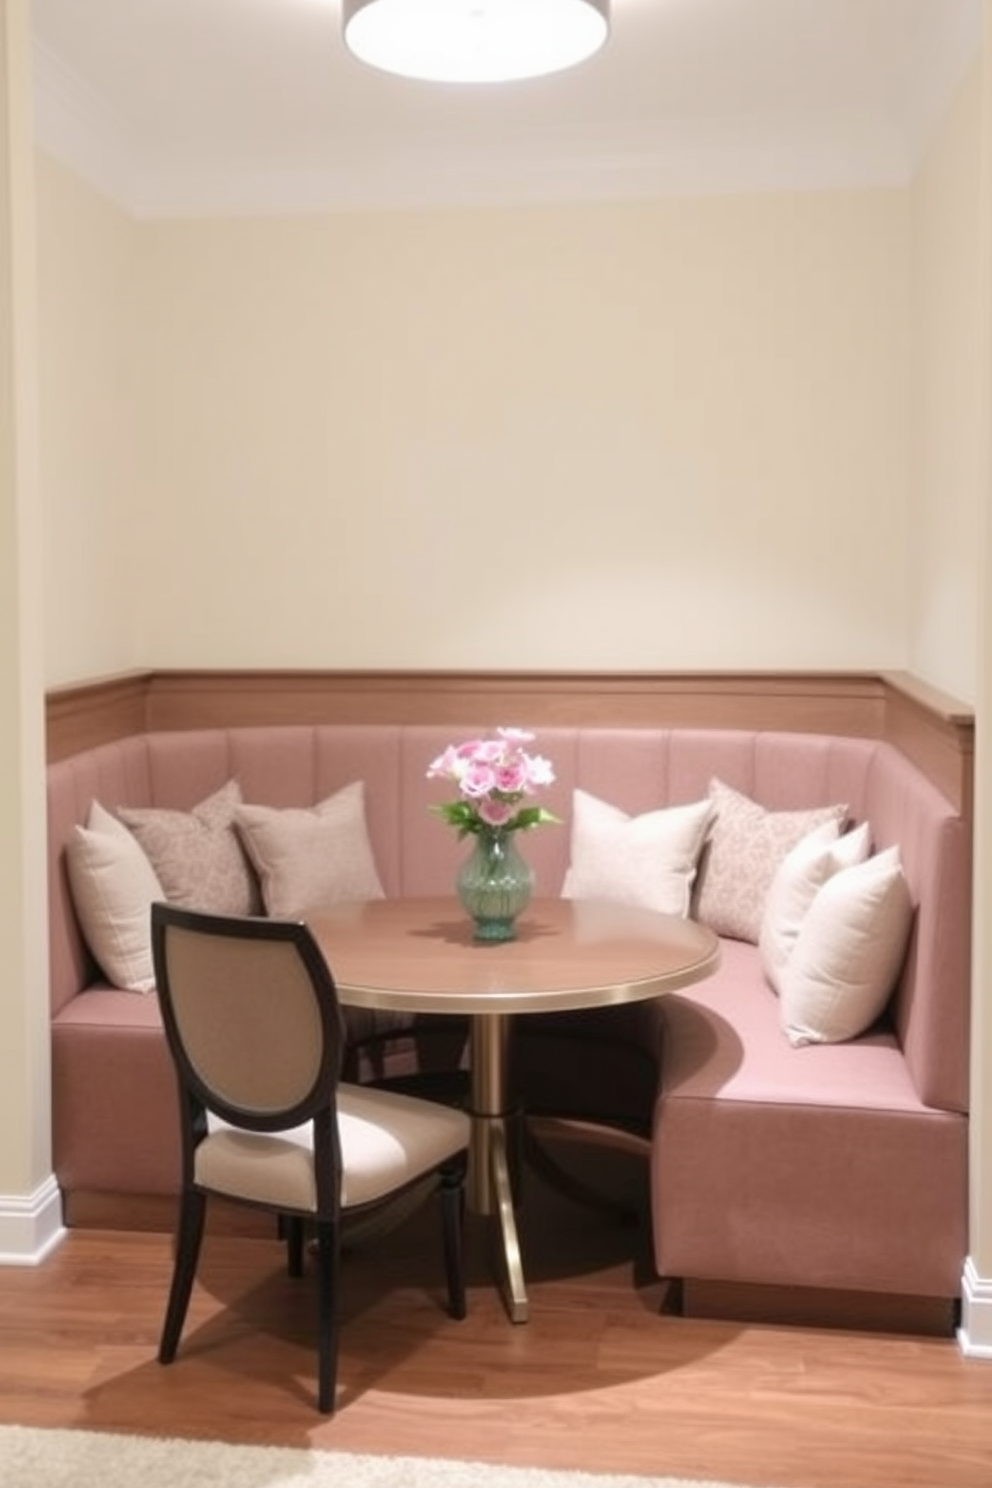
[65,800,164,992]
[759,821,871,993]
[234,781,385,918]
[694,779,848,943]
[561,789,714,917]
[779,846,914,1046]
[119,779,260,916]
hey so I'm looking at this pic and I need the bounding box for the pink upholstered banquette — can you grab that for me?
[47,723,970,1319]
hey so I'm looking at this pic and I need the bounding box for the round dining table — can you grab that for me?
[305,895,720,1322]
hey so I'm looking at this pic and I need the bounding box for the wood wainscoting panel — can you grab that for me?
[46,668,974,816]
[141,667,890,736]
[45,671,151,763]
[882,671,975,819]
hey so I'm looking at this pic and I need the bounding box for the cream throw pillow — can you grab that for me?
[65,800,164,992]
[561,789,713,917]
[694,779,848,943]
[759,821,871,993]
[234,781,385,917]
[779,846,914,1046]
[119,779,260,916]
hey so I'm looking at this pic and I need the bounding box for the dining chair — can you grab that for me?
[150,902,470,1413]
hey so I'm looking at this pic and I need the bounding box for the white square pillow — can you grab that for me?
[65,800,164,993]
[759,820,871,993]
[120,779,260,916]
[779,846,914,1046]
[234,781,385,918]
[561,789,714,917]
[694,778,848,944]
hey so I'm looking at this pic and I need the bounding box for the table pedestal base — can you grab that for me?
[485,1119,527,1323]
[468,1013,528,1323]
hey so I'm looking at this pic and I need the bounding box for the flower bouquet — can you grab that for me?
[426,729,558,940]
[426,728,558,836]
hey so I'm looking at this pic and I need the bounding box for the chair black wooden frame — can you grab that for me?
[151,902,467,1413]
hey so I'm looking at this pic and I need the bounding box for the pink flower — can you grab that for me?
[494,760,528,794]
[427,745,462,778]
[460,762,496,798]
[478,797,515,827]
[524,753,554,788]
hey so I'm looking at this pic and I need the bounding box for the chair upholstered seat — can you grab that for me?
[201,1085,470,1212]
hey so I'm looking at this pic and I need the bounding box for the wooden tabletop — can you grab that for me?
[305,896,720,1016]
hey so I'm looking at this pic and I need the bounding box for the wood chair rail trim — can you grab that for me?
[45,667,974,816]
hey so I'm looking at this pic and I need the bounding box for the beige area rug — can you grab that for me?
[0,1425,763,1488]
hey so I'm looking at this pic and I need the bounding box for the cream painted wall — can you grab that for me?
[121,192,912,673]
[36,156,139,686]
[910,57,984,704]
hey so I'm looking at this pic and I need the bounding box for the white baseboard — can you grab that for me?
[0,1175,65,1264]
[958,1256,992,1358]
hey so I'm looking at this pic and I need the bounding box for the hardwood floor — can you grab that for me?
[1,1138,990,1488]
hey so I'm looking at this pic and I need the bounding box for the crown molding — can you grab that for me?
[31,12,983,219]
[31,100,915,219]
[31,39,141,207]
[901,0,984,163]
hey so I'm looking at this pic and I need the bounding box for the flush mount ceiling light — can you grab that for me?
[342,0,610,84]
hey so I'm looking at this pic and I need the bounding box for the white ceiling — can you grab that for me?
[30,0,984,218]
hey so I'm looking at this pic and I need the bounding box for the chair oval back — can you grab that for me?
[152,905,344,1131]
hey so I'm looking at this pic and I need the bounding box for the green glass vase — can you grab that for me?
[456,828,534,943]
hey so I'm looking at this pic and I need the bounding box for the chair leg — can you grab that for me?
[314,1220,341,1414]
[440,1161,467,1321]
[285,1215,305,1277]
[159,1187,207,1364]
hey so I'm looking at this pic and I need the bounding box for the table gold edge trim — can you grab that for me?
[335,946,722,1016]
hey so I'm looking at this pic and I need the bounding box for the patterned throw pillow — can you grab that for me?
[119,779,260,916]
[693,778,848,943]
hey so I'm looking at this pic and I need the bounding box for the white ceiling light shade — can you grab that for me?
[342,0,610,85]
